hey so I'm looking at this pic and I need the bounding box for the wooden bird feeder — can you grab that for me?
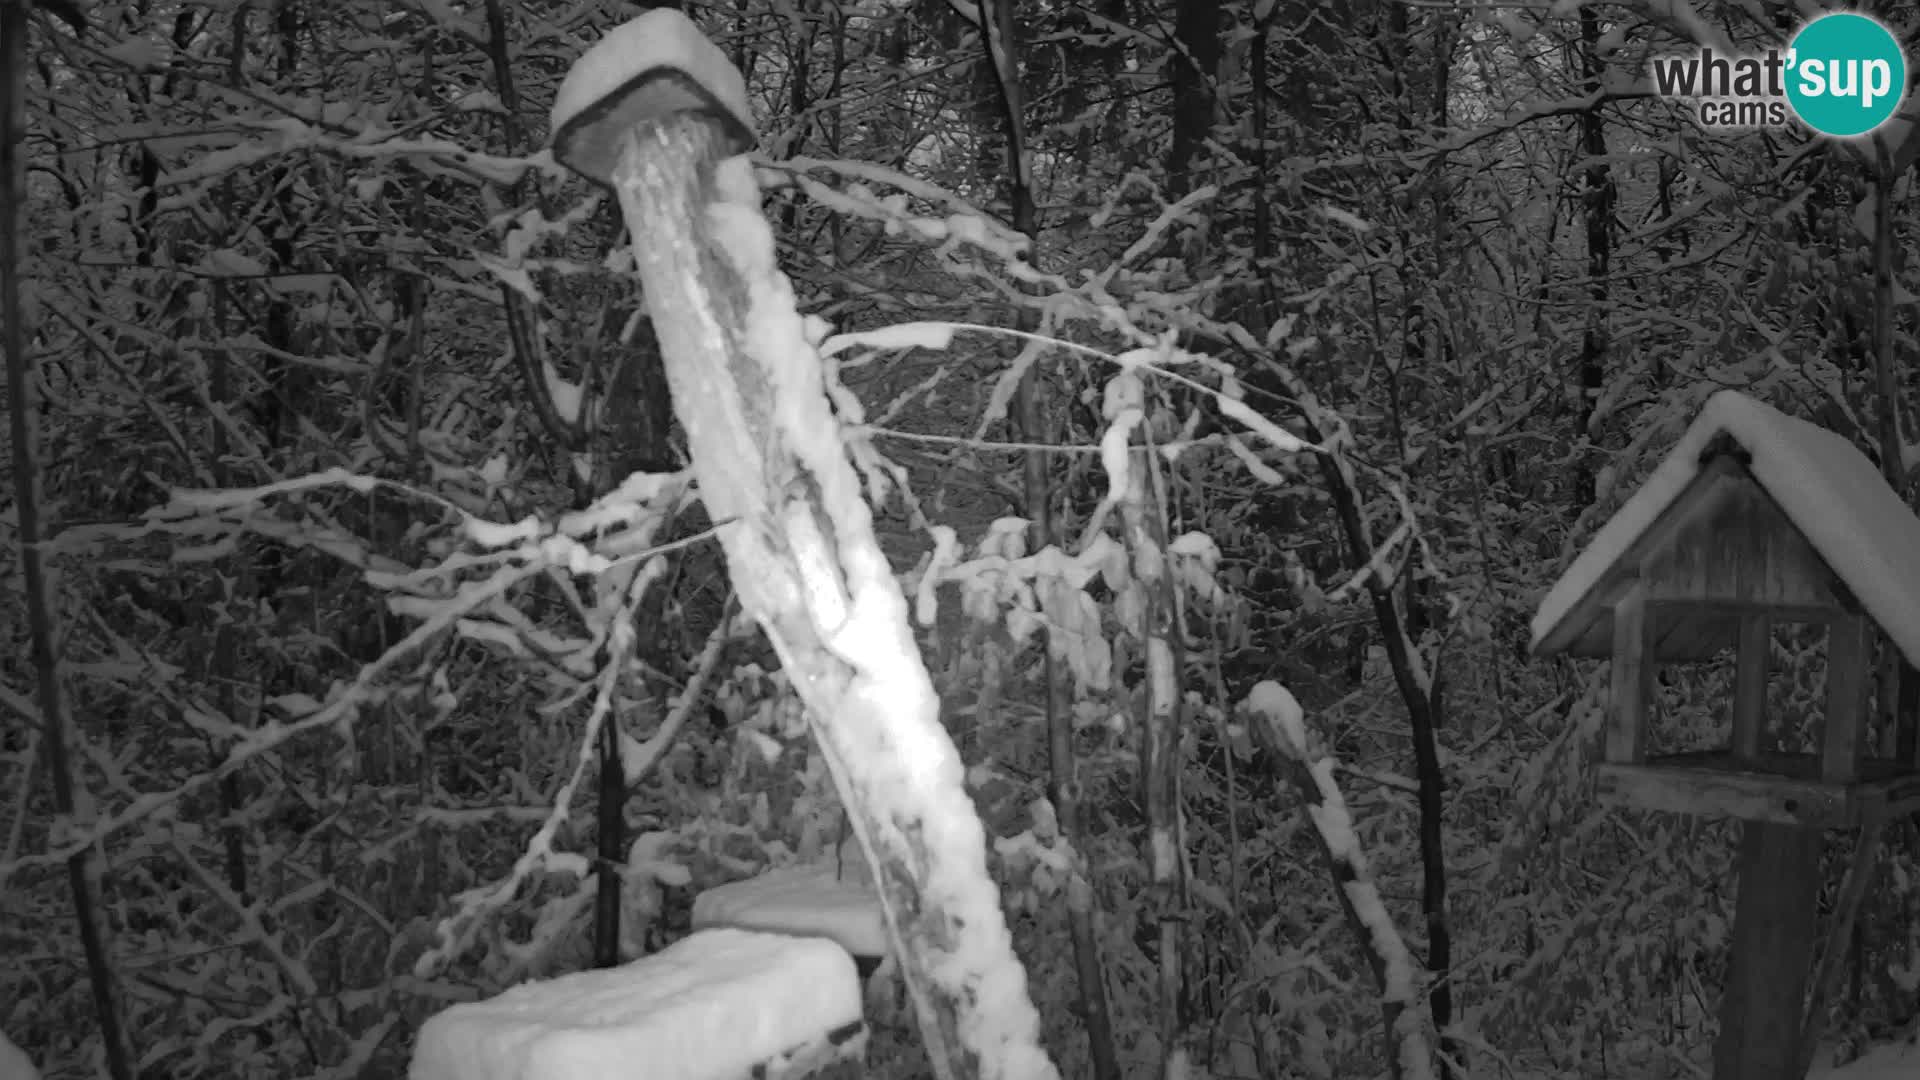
[1531,392,1920,827]
[1531,390,1920,1080]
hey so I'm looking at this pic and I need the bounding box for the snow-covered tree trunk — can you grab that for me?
[593,108,1058,1080]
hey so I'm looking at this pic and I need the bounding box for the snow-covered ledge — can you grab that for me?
[408,928,865,1080]
[693,861,891,976]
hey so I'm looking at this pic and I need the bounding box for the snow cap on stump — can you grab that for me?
[550,7,757,187]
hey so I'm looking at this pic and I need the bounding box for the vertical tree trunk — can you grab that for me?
[1,2,133,1074]
[209,5,254,909]
[1165,0,1221,200]
[1572,8,1614,510]
[1417,9,1463,1075]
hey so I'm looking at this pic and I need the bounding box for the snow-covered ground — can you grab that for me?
[0,1032,38,1080]
[1810,1032,1920,1079]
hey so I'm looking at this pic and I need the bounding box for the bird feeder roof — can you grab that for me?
[1531,391,1920,665]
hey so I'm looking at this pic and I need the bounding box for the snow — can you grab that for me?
[0,1032,38,1080]
[407,928,864,1080]
[1811,1033,1920,1079]
[692,863,889,959]
[104,36,166,70]
[549,8,756,186]
[1531,390,1920,665]
[1246,681,1306,756]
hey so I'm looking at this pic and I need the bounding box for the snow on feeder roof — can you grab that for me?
[1529,390,1920,827]
[1531,390,1920,665]
[407,928,865,1080]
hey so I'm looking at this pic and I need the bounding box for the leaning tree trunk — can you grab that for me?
[553,17,1061,1074]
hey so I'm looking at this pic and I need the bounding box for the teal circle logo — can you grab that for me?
[1786,13,1906,137]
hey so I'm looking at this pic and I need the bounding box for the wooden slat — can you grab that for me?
[1597,763,1851,827]
[1732,615,1771,761]
[1902,658,1920,771]
[1823,616,1870,784]
[1609,582,1654,764]
[1596,754,1920,826]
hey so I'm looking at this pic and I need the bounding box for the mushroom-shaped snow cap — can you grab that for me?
[550,8,757,188]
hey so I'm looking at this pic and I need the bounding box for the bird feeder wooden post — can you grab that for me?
[1530,393,1920,1080]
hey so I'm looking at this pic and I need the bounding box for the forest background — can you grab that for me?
[2,0,1917,1078]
